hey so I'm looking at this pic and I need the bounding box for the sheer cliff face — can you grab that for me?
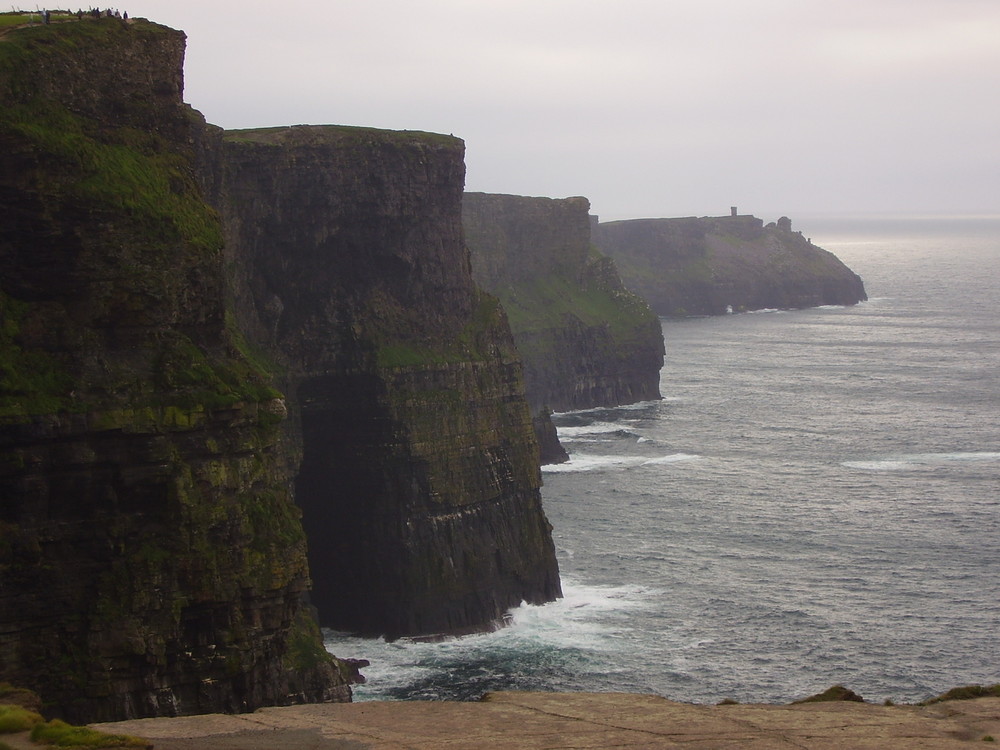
[0,19,347,721]
[593,215,868,316]
[463,193,665,415]
[215,127,561,640]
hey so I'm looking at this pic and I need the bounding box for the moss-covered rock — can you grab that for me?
[463,193,665,427]
[0,16,347,722]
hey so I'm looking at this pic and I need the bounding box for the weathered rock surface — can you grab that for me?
[89,692,1000,749]
[594,214,867,316]
[2,16,561,721]
[0,17,348,721]
[206,128,561,640]
[463,193,664,460]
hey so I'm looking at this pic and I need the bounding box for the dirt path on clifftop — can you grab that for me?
[87,692,1000,749]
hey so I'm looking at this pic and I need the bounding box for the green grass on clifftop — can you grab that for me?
[0,18,285,421]
[501,270,655,354]
[224,123,461,150]
[30,719,149,748]
[2,103,221,254]
[0,11,73,29]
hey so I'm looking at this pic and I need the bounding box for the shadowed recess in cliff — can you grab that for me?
[212,125,561,641]
[593,213,867,316]
[462,193,665,458]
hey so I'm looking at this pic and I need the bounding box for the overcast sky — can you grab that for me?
[120,0,1000,221]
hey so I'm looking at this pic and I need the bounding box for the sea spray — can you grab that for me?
[325,579,658,701]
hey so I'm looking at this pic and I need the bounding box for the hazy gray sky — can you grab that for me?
[122,0,999,220]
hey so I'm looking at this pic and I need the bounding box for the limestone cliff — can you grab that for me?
[208,128,561,640]
[463,194,664,437]
[0,17,342,721]
[1,15,564,717]
[593,214,867,316]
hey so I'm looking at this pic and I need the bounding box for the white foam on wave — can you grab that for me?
[843,451,1000,471]
[506,579,658,642]
[557,422,632,438]
[643,452,701,465]
[552,399,666,418]
[543,452,700,473]
[325,579,654,700]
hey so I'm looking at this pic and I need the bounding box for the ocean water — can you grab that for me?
[325,215,1000,705]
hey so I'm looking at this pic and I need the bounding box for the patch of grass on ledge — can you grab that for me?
[0,703,43,733]
[2,103,223,255]
[30,719,150,748]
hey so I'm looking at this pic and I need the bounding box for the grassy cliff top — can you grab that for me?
[225,124,462,149]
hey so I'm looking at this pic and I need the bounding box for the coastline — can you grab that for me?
[77,691,1000,749]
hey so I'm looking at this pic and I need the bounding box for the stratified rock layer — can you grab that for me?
[1,14,562,718]
[463,193,664,425]
[210,127,561,640]
[0,17,330,721]
[594,214,867,316]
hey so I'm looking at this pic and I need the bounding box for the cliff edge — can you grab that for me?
[1,13,563,720]
[89,692,1000,749]
[208,126,561,640]
[463,193,664,457]
[0,16,351,721]
[594,213,867,316]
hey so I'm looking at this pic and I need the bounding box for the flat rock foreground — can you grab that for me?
[63,692,1000,749]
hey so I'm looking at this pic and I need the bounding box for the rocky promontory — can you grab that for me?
[463,193,664,461]
[594,213,867,316]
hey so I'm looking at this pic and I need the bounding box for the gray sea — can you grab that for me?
[325,214,1000,705]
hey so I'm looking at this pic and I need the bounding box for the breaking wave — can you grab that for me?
[843,451,1000,471]
[542,453,700,473]
[325,579,655,702]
